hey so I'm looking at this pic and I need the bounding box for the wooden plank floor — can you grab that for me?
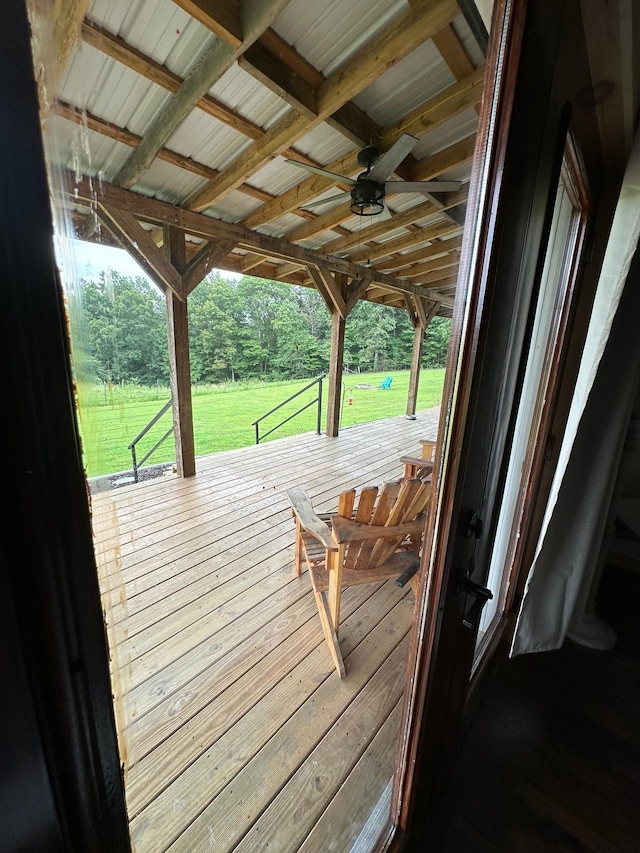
[90,410,440,853]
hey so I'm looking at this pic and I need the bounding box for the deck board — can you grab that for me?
[90,410,439,852]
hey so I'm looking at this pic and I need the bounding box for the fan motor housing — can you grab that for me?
[350,179,385,216]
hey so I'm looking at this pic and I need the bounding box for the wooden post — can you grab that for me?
[406,323,425,419]
[326,273,347,438]
[326,308,347,437]
[406,298,439,419]
[165,227,196,477]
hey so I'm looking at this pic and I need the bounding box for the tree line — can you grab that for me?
[76,270,451,385]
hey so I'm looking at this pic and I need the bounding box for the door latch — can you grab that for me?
[457,558,493,628]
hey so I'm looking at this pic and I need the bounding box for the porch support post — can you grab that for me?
[326,304,347,437]
[406,297,439,419]
[165,226,196,477]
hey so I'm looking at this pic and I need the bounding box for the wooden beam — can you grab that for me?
[307,266,335,314]
[345,278,370,315]
[240,40,318,118]
[53,100,276,205]
[432,23,476,79]
[53,0,88,73]
[326,274,349,437]
[80,19,335,196]
[184,239,237,293]
[412,135,477,182]
[97,205,184,298]
[187,0,459,211]
[113,0,290,188]
[308,266,346,318]
[406,323,425,418]
[349,220,465,264]
[375,236,463,272]
[406,299,439,417]
[166,291,196,478]
[66,173,455,305]
[379,67,484,146]
[242,87,475,233]
[172,1,242,48]
[259,28,381,147]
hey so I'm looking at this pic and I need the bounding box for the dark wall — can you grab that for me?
[1,4,130,851]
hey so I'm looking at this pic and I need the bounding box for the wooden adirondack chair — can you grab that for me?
[286,478,431,677]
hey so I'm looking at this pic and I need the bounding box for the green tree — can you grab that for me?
[81,271,168,384]
[422,317,452,368]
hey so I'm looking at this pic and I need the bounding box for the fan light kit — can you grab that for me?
[286,134,462,218]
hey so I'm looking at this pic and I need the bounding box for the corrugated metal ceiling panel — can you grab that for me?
[166,109,253,171]
[88,0,212,77]
[209,64,291,129]
[354,40,455,128]
[272,0,407,77]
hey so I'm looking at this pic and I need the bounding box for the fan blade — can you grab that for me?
[285,159,357,186]
[300,191,351,210]
[368,134,419,182]
[385,180,463,194]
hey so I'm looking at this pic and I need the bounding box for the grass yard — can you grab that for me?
[77,369,445,478]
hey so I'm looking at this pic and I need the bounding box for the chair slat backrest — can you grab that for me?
[366,479,426,569]
[343,485,378,569]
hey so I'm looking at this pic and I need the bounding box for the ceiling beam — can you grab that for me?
[172,1,243,47]
[184,239,237,294]
[186,0,459,211]
[113,0,291,188]
[53,0,89,74]
[97,205,185,298]
[241,69,478,231]
[65,172,454,306]
[379,66,484,146]
[412,135,476,182]
[52,100,275,205]
[348,220,464,264]
[374,235,463,272]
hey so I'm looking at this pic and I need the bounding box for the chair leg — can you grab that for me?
[293,518,303,577]
[314,590,346,678]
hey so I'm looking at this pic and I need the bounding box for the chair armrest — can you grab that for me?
[331,515,426,544]
[286,487,337,551]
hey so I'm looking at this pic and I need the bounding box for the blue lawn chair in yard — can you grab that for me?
[380,376,393,390]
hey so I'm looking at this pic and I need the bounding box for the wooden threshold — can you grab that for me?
[90,409,440,852]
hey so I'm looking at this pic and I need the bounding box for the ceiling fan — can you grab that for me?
[285,133,462,218]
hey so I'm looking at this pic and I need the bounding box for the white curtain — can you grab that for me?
[511,134,640,656]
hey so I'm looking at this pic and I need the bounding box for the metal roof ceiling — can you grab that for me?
[45,0,490,316]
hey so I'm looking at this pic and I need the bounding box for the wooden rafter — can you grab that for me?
[53,0,89,74]
[186,0,459,211]
[113,0,291,189]
[184,239,238,294]
[97,205,185,298]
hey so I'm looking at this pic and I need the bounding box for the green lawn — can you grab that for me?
[77,369,445,478]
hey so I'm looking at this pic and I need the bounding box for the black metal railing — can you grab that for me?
[128,399,174,482]
[252,375,324,444]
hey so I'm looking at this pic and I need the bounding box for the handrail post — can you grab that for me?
[255,421,260,445]
[131,446,138,483]
[317,376,323,435]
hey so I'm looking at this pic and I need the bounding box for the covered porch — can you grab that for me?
[91,408,439,852]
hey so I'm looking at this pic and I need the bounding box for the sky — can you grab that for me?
[66,239,241,283]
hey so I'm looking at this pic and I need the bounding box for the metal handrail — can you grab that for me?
[252,375,324,444]
[128,399,173,482]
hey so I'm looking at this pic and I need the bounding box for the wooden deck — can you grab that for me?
[90,410,440,853]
